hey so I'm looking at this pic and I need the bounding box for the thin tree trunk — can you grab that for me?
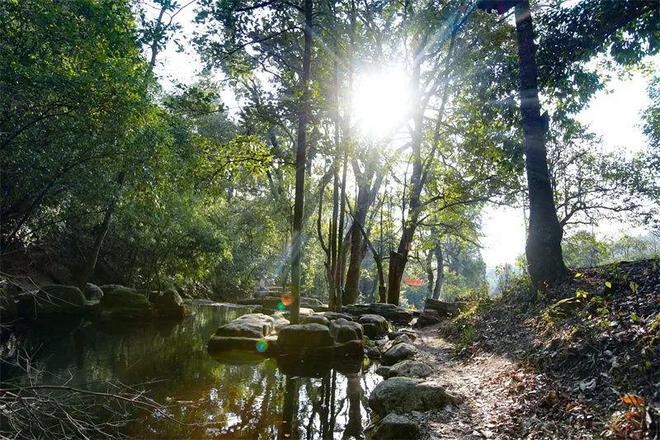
[328,0,341,310]
[290,0,313,323]
[425,250,434,298]
[515,0,567,289]
[333,0,355,312]
[432,245,443,300]
[79,172,125,288]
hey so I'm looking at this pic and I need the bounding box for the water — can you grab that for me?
[0,303,381,439]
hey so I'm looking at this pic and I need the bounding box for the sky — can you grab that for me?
[150,3,656,270]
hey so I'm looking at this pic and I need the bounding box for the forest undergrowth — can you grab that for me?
[427,259,659,439]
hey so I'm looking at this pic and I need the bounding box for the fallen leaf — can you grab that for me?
[620,394,645,406]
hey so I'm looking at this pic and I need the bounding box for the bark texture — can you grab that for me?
[515,0,567,288]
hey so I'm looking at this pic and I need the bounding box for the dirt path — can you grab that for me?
[407,325,598,440]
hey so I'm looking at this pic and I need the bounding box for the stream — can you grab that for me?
[0,302,381,439]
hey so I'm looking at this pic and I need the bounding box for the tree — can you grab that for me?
[0,0,151,250]
[511,0,567,287]
[289,0,314,323]
[547,119,657,234]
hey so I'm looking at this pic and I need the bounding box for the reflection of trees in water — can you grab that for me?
[343,373,363,439]
[279,376,299,440]
[279,363,379,440]
[5,306,381,438]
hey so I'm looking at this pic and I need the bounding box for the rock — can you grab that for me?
[382,343,416,365]
[548,297,583,318]
[208,336,265,352]
[277,323,334,352]
[368,377,458,417]
[415,309,442,328]
[391,334,414,346]
[319,311,355,321]
[83,283,104,302]
[0,287,18,323]
[369,413,420,440]
[387,331,402,340]
[343,303,414,325]
[216,313,274,338]
[270,307,315,317]
[366,345,381,359]
[301,314,331,328]
[17,285,86,318]
[375,365,392,376]
[332,318,363,343]
[384,360,433,379]
[335,339,364,358]
[96,285,152,320]
[248,296,326,311]
[99,286,146,306]
[359,314,389,339]
[273,316,290,332]
[424,298,462,317]
[150,288,187,319]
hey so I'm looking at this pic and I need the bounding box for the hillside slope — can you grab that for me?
[415,259,658,438]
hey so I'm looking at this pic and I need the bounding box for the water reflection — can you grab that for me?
[2,303,380,438]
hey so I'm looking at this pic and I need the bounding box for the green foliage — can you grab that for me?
[563,230,659,268]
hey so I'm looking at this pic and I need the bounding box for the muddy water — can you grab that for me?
[1,302,381,438]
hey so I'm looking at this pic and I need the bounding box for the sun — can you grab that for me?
[351,68,411,138]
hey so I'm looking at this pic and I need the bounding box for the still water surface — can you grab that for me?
[2,303,380,438]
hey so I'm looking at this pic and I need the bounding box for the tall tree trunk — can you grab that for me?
[327,0,341,310]
[290,0,313,323]
[344,171,384,304]
[515,0,567,289]
[344,215,364,304]
[432,245,443,300]
[386,35,426,305]
[332,0,356,311]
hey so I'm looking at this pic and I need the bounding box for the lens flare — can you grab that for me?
[281,293,294,306]
[256,340,268,353]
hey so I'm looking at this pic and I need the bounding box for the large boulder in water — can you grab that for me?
[83,283,104,302]
[96,285,152,320]
[208,336,268,353]
[215,313,274,338]
[17,285,86,318]
[150,288,187,319]
[359,314,389,339]
[382,342,416,365]
[332,318,363,343]
[343,303,414,325]
[368,377,458,417]
[369,413,420,439]
[277,323,334,352]
[301,314,331,328]
[319,311,355,321]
